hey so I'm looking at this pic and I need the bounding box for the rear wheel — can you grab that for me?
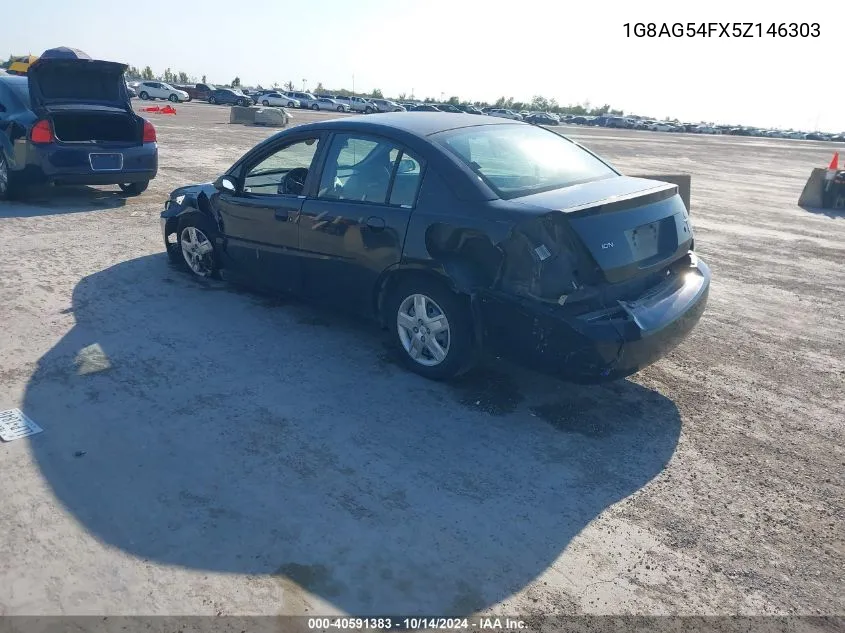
[139,91,149,100]
[176,215,219,279]
[118,181,149,196]
[208,96,217,104]
[262,100,270,106]
[287,101,296,108]
[168,94,179,103]
[311,103,319,111]
[0,153,20,201]
[364,106,374,114]
[337,106,344,111]
[386,277,476,380]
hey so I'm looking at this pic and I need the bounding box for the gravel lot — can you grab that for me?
[0,101,842,618]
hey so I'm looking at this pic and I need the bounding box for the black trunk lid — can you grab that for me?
[28,57,131,113]
[512,177,693,283]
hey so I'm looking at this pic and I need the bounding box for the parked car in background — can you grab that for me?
[161,113,709,382]
[332,95,374,113]
[126,84,137,98]
[569,116,588,125]
[459,105,485,115]
[369,98,405,113]
[282,91,319,109]
[650,121,676,132]
[434,104,462,114]
[488,109,523,120]
[524,112,558,126]
[309,97,350,112]
[256,92,299,108]
[605,117,632,129]
[208,88,252,106]
[0,53,157,199]
[136,81,189,102]
[179,83,215,101]
[410,104,441,112]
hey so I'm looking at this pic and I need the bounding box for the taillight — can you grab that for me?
[30,119,53,144]
[142,120,156,143]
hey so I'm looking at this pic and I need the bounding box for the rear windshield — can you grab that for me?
[434,124,617,199]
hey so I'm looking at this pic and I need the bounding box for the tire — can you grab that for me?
[385,277,476,380]
[139,91,149,100]
[287,101,295,108]
[262,100,270,106]
[311,103,319,111]
[337,106,344,112]
[208,96,217,104]
[118,181,149,196]
[176,215,220,279]
[168,94,178,103]
[0,153,21,201]
[364,107,374,114]
[240,99,250,107]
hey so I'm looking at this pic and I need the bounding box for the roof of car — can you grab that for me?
[297,112,516,137]
[0,75,28,87]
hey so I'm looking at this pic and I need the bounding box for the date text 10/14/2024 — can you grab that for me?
[623,22,820,38]
[307,617,527,630]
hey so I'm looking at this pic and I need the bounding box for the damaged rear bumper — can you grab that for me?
[478,253,710,383]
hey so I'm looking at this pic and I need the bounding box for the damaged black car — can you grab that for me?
[161,113,709,382]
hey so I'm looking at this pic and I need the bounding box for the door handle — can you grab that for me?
[275,209,289,221]
[366,216,386,231]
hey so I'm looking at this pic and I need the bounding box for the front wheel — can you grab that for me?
[118,181,149,196]
[386,278,476,380]
[287,101,296,108]
[364,107,374,114]
[208,96,216,104]
[337,106,344,111]
[176,216,219,279]
[262,100,270,106]
[311,103,319,110]
[139,91,149,100]
[168,94,179,103]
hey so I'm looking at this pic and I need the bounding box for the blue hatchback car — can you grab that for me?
[0,47,158,200]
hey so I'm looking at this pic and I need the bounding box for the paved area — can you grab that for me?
[0,101,842,617]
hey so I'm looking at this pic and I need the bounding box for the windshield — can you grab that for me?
[434,124,617,199]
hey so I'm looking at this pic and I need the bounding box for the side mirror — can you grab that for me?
[215,175,237,192]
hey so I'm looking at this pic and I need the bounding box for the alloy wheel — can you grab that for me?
[396,293,451,367]
[180,226,214,277]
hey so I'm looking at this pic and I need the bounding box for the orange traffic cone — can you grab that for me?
[828,152,840,171]
[142,106,160,113]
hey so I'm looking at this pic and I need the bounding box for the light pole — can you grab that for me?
[302,78,307,91]
[352,73,355,98]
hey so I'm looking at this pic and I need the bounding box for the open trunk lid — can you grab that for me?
[28,57,131,113]
[512,176,693,284]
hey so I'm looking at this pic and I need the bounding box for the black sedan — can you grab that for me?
[208,89,252,106]
[161,113,710,382]
[0,54,157,199]
[410,104,441,112]
[524,113,559,126]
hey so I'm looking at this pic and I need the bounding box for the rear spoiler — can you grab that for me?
[630,174,691,213]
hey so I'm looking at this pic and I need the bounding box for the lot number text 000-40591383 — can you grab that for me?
[623,22,820,38]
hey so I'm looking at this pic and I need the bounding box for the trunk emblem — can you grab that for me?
[601,242,615,249]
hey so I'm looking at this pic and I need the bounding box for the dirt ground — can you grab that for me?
[0,101,842,619]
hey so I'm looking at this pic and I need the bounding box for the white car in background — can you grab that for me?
[368,98,406,113]
[332,95,376,113]
[650,121,676,132]
[310,97,350,112]
[136,81,190,102]
[488,109,523,120]
[257,92,300,108]
[695,125,721,134]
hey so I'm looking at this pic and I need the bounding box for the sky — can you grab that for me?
[3,0,843,131]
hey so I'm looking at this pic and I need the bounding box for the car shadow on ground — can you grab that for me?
[23,254,682,615]
[0,185,127,217]
[799,204,845,219]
